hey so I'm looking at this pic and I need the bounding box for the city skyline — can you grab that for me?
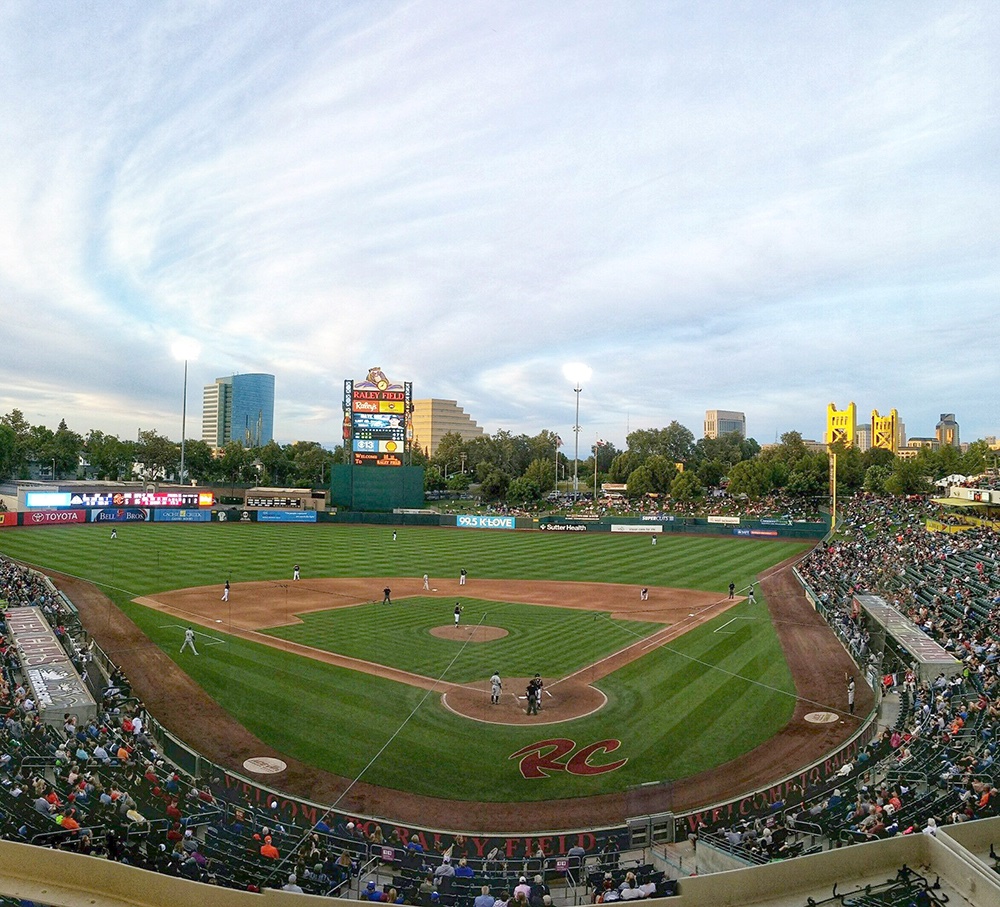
[2,3,998,449]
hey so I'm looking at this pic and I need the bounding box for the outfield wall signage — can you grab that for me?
[91,508,150,523]
[539,523,589,532]
[215,509,256,522]
[640,514,675,522]
[707,515,740,525]
[246,496,303,509]
[759,518,792,526]
[610,524,661,533]
[25,492,73,508]
[27,491,214,508]
[257,509,318,523]
[23,509,87,526]
[0,512,17,528]
[456,515,516,530]
[154,509,213,523]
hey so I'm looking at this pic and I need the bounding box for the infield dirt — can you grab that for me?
[51,559,871,832]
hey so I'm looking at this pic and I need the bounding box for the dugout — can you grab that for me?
[855,594,962,683]
[329,465,424,511]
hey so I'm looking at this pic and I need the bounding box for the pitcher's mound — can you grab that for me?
[430,625,509,642]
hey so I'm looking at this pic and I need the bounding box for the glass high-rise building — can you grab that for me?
[202,373,275,449]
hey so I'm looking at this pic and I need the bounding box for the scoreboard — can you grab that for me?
[343,368,412,467]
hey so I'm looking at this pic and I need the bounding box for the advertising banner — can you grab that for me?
[66,491,212,508]
[154,509,213,523]
[90,508,150,523]
[257,509,318,523]
[610,524,661,533]
[640,514,675,522]
[0,512,17,528]
[214,509,256,523]
[759,518,792,526]
[456,515,516,530]
[539,523,589,532]
[25,492,73,508]
[707,515,740,525]
[23,509,87,526]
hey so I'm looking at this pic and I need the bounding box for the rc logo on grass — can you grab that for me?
[509,739,627,779]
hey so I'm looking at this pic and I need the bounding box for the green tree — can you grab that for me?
[135,430,178,482]
[608,450,642,483]
[0,424,16,480]
[727,459,773,498]
[670,470,704,502]
[961,440,990,477]
[523,457,555,493]
[255,440,290,486]
[646,455,679,494]
[884,457,930,496]
[479,468,509,501]
[697,458,726,489]
[863,464,892,493]
[0,410,32,477]
[506,476,542,505]
[286,441,333,487]
[626,466,654,498]
[51,419,84,479]
[84,431,135,481]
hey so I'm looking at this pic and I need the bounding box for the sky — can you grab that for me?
[2,1,998,452]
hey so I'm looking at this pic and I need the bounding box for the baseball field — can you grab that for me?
[0,523,862,829]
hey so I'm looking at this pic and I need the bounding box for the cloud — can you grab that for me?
[0,1,997,448]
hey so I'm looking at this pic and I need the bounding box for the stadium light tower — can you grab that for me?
[171,338,201,485]
[562,362,592,498]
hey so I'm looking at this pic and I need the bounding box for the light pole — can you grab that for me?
[562,363,592,499]
[171,339,201,486]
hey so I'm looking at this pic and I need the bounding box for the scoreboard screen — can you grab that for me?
[344,368,412,467]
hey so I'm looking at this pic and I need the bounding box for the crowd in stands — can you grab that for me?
[0,553,673,901]
[1,488,996,898]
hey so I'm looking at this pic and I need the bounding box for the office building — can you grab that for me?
[202,373,275,450]
[936,413,960,449]
[410,399,484,458]
[703,410,746,440]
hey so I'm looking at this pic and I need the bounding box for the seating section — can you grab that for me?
[0,486,997,899]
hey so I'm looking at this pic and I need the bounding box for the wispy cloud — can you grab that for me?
[0,1,997,446]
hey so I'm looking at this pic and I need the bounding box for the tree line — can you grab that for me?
[1,408,994,503]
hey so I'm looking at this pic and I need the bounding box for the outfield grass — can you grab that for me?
[0,524,811,802]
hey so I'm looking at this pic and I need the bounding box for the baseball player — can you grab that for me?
[110,527,117,540]
[221,580,230,602]
[459,568,467,586]
[423,573,429,590]
[747,583,756,604]
[180,627,199,656]
[454,603,463,625]
[383,587,392,605]
[293,564,300,581]
[490,671,502,705]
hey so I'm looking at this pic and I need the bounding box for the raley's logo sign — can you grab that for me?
[509,739,627,779]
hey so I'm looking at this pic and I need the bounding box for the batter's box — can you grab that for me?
[714,616,759,635]
[160,623,226,646]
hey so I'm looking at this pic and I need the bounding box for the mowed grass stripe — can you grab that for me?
[0,524,807,597]
[264,598,663,683]
[0,524,812,802]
